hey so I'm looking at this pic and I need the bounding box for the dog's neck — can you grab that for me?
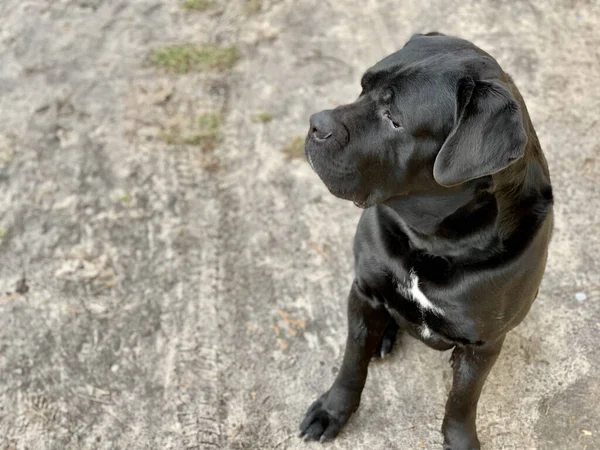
[384,141,552,260]
[384,179,498,257]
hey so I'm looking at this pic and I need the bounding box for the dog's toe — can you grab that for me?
[299,391,357,442]
[299,407,342,442]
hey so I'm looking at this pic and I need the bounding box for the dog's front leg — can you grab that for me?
[299,281,390,441]
[442,336,506,450]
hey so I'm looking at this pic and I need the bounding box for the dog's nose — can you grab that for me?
[309,111,334,141]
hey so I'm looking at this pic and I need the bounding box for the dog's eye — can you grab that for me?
[384,111,401,129]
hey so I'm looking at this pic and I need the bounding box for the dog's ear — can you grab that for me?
[433,77,527,187]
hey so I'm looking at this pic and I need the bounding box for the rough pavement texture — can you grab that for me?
[0,1,599,449]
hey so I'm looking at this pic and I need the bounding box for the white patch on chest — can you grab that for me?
[419,324,433,339]
[397,269,445,316]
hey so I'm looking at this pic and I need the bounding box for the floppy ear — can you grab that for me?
[433,77,527,187]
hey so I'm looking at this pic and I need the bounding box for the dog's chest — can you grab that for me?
[391,270,445,339]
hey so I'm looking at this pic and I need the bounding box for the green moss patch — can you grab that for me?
[244,0,262,14]
[281,136,306,161]
[181,0,212,11]
[251,112,274,123]
[148,45,239,73]
[161,113,223,151]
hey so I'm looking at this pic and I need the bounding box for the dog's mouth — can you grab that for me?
[305,137,375,209]
[353,199,367,209]
[306,150,316,171]
[352,192,372,209]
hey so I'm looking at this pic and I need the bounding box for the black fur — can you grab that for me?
[300,33,553,449]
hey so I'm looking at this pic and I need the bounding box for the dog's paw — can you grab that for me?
[298,391,357,442]
[443,441,480,450]
[442,419,480,450]
[374,320,399,359]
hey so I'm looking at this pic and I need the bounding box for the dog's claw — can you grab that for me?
[374,320,400,359]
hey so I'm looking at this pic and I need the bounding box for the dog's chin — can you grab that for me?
[312,172,370,208]
[328,186,374,209]
[305,145,377,209]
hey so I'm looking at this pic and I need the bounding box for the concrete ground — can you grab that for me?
[0,0,599,449]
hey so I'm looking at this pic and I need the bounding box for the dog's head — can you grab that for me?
[304,33,527,208]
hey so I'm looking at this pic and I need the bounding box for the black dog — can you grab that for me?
[300,33,553,450]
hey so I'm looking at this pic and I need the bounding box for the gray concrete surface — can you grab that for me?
[0,0,599,449]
